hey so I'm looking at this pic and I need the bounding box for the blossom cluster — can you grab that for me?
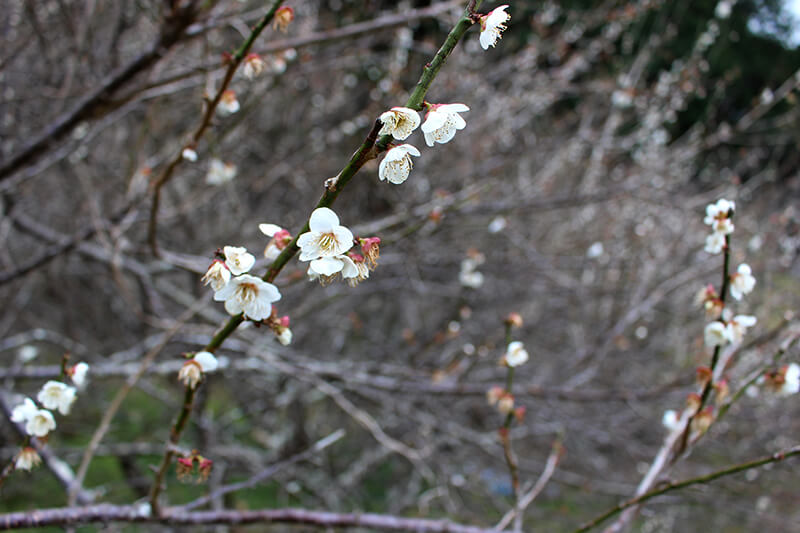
[9,361,89,471]
[374,6,511,185]
[296,207,379,287]
[486,315,529,422]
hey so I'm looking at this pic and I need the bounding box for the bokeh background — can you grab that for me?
[1,0,799,531]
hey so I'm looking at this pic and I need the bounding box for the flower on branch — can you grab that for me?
[724,313,756,343]
[223,246,255,276]
[10,398,38,425]
[217,90,240,115]
[206,159,237,185]
[777,363,800,396]
[378,144,421,184]
[178,360,203,390]
[729,263,756,300]
[273,6,295,32]
[37,381,77,415]
[503,341,529,367]
[297,208,354,261]
[307,254,359,285]
[243,53,266,80]
[15,447,42,472]
[26,408,56,438]
[704,321,729,347]
[703,198,735,234]
[193,351,219,373]
[202,260,231,292]
[479,5,510,50]
[70,362,89,389]
[213,274,281,320]
[661,409,681,431]
[181,147,198,162]
[704,231,726,254]
[421,103,469,146]
[378,107,421,140]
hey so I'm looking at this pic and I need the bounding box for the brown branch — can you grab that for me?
[0,3,201,182]
[0,504,501,532]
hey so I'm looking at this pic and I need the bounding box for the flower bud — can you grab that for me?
[273,6,294,32]
[504,312,523,328]
[178,360,203,390]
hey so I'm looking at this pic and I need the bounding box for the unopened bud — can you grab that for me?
[273,6,295,32]
[504,312,523,328]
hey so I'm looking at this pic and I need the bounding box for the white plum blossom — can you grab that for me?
[504,341,529,367]
[206,159,237,185]
[729,263,756,300]
[704,321,729,347]
[26,409,56,438]
[71,362,89,388]
[703,198,735,234]
[181,147,198,162]
[178,360,203,390]
[704,231,726,254]
[479,5,510,50]
[15,448,42,471]
[10,398,38,424]
[780,363,800,396]
[661,409,681,431]
[421,103,469,147]
[193,351,219,373]
[378,144,421,184]
[725,314,756,343]
[217,90,240,115]
[243,53,266,79]
[202,260,231,292]
[37,381,77,415]
[277,328,293,346]
[297,208,354,261]
[213,274,281,320]
[715,1,733,19]
[378,107,421,140]
[223,246,255,275]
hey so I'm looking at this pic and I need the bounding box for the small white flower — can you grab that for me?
[213,274,281,320]
[487,216,507,233]
[243,53,266,80]
[277,328,293,346]
[17,345,38,363]
[71,362,89,389]
[725,314,756,343]
[704,231,726,254]
[206,159,237,185]
[217,90,240,115]
[459,270,484,289]
[26,409,56,438]
[15,448,42,471]
[378,144,421,184]
[504,341,529,367]
[202,260,231,292]
[181,148,198,162]
[479,5,510,50]
[178,360,203,390]
[193,351,219,373]
[715,1,732,19]
[37,381,77,415]
[780,363,800,396]
[378,107,421,140]
[661,409,681,431]
[297,208,354,261]
[703,199,735,234]
[729,263,756,300]
[704,321,729,347]
[10,398,38,424]
[421,103,469,147]
[586,242,604,259]
[223,246,255,275]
